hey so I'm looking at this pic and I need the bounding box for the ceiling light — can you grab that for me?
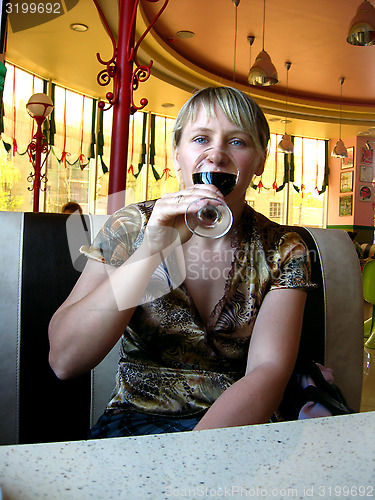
[248,0,278,86]
[332,77,348,159]
[232,0,240,82]
[347,0,375,46]
[70,23,88,32]
[176,30,195,39]
[278,62,293,153]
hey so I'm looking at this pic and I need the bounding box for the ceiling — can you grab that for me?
[5,0,375,140]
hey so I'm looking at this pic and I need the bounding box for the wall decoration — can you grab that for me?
[360,164,373,182]
[341,146,354,169]
[361,146,373,164]
[340,171,353,192]
[359,185,372,202]
[339,194,353,216]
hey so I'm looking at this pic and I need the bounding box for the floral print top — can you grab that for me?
[81,201,315,416]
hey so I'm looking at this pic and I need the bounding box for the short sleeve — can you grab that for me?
[80,204,147,267]
[269,232,317,291]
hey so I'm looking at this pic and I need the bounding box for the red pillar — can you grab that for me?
[107,0,137,214]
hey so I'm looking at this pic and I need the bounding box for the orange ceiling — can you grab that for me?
[140,0,375,105]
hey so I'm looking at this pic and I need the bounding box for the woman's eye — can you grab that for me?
[193,136,208,144]
[230,139,245,146]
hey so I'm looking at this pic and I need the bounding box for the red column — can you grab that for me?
[107,0,137,214]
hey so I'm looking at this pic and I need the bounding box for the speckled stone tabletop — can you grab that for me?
[0,412,374,500]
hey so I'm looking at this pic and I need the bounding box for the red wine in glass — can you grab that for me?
[192,172,237,197]
[185,149,238,238]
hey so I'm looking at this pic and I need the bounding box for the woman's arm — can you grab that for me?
[49,184,225,380]
[48,241,163,380]
[193,288,307,430]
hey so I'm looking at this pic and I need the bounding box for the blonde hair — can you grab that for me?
[172,87,270,158]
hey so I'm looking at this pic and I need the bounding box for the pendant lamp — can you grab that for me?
[347,0,375,46]
[232,0,240,81]
[332,78,348,159]
[248,0,278,86]
[278,61,293,153]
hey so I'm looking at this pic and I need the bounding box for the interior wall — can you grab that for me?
[327,135,375,244]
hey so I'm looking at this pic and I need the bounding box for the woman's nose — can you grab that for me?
[206,148,229,166]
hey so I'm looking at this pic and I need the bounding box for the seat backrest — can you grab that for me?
[362,259,375,304]
[0,212,363,445]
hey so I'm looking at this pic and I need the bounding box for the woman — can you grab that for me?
[48,87,314,437]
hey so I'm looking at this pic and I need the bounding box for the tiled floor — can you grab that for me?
[361,347,375,412]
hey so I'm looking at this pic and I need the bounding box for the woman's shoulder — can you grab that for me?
[80,200,157,265]
[245,205,308,251]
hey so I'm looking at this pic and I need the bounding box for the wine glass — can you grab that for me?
[185,148,238,238]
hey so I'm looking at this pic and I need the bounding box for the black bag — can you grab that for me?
[277,358,355,421]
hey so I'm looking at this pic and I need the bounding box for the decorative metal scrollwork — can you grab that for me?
[93,0,169,112]
[27,139,50,191]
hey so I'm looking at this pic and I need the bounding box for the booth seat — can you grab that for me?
[0,211,364,445]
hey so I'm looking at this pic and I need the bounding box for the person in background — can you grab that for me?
[62,201,83,215]
[49,86,315,438]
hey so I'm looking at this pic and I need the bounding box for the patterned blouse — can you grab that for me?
[81,201,315,417]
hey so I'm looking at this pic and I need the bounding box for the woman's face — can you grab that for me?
[174,104,265,201]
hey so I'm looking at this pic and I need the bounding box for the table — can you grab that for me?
[0,411,374,499]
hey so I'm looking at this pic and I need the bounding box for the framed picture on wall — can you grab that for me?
[339,194,353,216]
[361,146,373,164]
[360,165,373,182]
[341,146,354,169]
[359,185,372,202]
[340,171,353,192]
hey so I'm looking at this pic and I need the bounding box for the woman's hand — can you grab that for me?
[144,185,225,252]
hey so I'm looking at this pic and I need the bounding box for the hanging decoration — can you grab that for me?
[276,153,290,192]
[127,113,135,176]
[89,98,97,161]
[162,116,171,179]
[314,140,320,193]
[0,61,6,136]
[48,83,56,146]
[149,113,160,180]
[78,95,87,170]
[135,112,147,177]
[12,68,17,156]
[317,141,329,194]
[60,88,71,168]
[97,107,108,174]
[272,139,278,191]
[47,85,92,169]
[300,138,305,197]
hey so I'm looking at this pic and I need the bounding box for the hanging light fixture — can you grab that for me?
[232,0,240,82]
[248,0,278,86]
[247,34,255,73]
[332,77,348,159]
[347,0,375,46]
[278,61,293,153]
